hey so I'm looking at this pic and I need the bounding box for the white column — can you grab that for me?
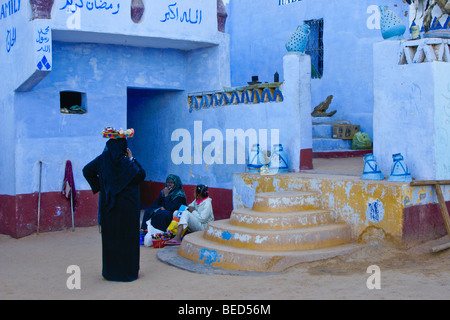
[282,52,312,170]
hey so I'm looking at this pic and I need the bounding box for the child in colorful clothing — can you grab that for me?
[166,184,214,245]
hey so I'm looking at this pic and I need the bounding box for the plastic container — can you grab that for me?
[268,144,289,173]
[247,144,266,173]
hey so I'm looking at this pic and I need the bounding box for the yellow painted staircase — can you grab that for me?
[178,190,361,272]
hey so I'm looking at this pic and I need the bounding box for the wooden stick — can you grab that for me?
[431,242,450,253]
[410,180,450,252]
[37,161,42,235]
[71,191,75,232]
[410,180,450,186]
[434,183,450,238]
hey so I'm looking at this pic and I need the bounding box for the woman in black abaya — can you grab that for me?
[140,174,187,232]
[83,138,146,282]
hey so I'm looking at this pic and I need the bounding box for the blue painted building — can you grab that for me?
[227,0,409,140]
[0,0,231,237]
[3,0,450,239]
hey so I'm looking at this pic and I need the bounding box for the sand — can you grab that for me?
[2,158,448,300]
[1,226,449,300]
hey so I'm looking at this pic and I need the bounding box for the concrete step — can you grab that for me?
[313,138,352,151]
[178,231,361,272]
[313,149,372,159]
[203,219,352,251]
[252,191,322,212]
[312,123,333,138]
[229,208,337,230]
[311,117,351,125]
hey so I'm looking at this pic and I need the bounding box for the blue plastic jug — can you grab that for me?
[361,154,385,180]
[388,153,412,182]
[268,144,289,174]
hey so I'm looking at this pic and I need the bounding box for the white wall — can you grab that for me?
[373,39,450,180]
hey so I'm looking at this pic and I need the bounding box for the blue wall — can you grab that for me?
[226,0,409,139]
[12,41,188,194]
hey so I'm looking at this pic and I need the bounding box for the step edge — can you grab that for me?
[181,231,360,255]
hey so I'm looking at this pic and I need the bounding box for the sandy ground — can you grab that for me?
[1,157,449,300]
[1,226,449,300]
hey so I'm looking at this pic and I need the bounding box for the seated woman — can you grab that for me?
[166,184,214,245]
[140,174,186,233]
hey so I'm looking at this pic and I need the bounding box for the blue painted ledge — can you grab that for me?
[188,82,284,113]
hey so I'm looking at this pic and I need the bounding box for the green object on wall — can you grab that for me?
[352,132,372,150]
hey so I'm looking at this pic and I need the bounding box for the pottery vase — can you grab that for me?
[268,144,289,174]
[247,144,266,173]
[424,16,450,39]
[217,0,228,32]
[30,0,55,20]
[131,0,145,23]
[361,154,384,180]
[379,5,406,40]
[285,23,310,53]
[388,153,412,182]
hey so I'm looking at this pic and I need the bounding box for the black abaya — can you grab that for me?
[140,174,187,231]
[83,139,146,282]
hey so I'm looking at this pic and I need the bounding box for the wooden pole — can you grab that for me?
[37,161,42,235]
[410,180,450,187]
[71,191,75,232]
[431,242,450,253]
[410,180,450,252]
[433,184,450,238]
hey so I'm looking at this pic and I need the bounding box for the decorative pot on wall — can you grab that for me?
[285,23,310,53]
[268,144,289,174]
[388,153,412,182]
[131,0,145,23]
[247,144,266,173]
[409,0,450,38]
[379,5,406,40]
[424,16,450,39]
[361,154,384,180]
[30,0,55,20]
[217,0,228,32]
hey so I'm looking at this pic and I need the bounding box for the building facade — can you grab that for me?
[1,0,449,242]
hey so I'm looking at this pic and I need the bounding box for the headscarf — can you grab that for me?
[163,174,186,201]
[100,138,140,212]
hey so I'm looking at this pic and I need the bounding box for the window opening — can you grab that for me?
[305,19,324,79]
[60,91,87,114]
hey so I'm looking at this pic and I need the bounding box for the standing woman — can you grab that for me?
[83,132,146,282]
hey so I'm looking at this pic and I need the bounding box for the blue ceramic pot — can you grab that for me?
[286,23,310,53]
[268,144,288,174]
[361,154,384,180]
[388,153,412,182]
[247,144,266,173]
[379,5,406,40]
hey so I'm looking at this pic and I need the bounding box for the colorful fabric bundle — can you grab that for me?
[102,127,135,139]
[153,231,174,240]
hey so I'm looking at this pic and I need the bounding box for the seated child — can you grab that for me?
[166,184,214,245]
